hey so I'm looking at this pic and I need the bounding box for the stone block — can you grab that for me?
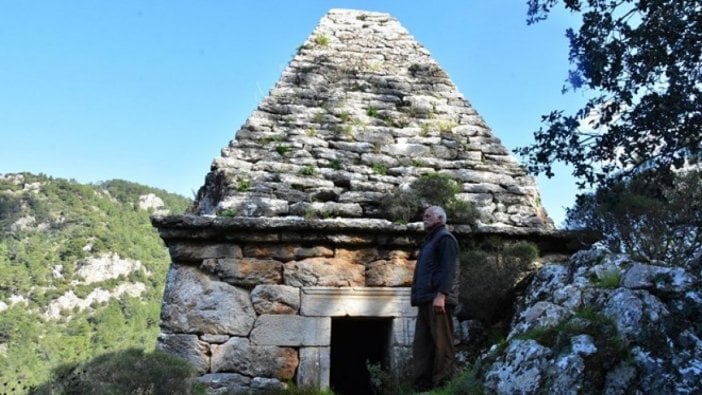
[366,259,415,286]
[334,248,379,265]
[196,373,250,394]
[201,257,283,287]
[157,333,210,374]
[250,315,331,346]
[301,287,416,317]
[284,258,364,287]
[160,264,255,336]
[294,246,334,259]
[391,317,416,346]
[201,334,230,344]
[251,377,288,391]
[388,345,413,377]
[211,337,298,380]
[168,242,242,263]
[251,284,300,315]
[297,347,331,389]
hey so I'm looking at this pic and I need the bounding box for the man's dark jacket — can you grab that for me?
[411,224,460,307]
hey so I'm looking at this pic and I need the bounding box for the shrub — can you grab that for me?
[380,190,421,224]
[380,173,478,225]
[411,173,461,208]
[34,349,202,395]
[459,240,538,323]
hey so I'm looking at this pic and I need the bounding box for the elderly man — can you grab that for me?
[410,205,460,391]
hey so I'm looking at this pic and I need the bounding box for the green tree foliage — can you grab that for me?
[518,0,702,187]
[0,173,190,391]
[566,169,702,268]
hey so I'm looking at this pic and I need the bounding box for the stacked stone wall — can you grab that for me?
[155,216,423,392]
[153,215,580,392]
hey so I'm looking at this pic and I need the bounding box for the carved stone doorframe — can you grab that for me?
[295,287,417,389]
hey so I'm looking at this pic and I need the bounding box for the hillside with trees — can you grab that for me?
[0,173,190,392]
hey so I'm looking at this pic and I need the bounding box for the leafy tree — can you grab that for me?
[565,169,702,268]
[517,0,702,187]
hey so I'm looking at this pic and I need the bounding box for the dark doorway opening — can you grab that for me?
[330,317,392,395]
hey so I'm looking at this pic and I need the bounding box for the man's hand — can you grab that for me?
[433,293,446,314]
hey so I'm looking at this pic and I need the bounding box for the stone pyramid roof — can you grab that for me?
[192,9,553,230]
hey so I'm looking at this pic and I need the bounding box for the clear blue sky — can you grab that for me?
[0,1,586,226]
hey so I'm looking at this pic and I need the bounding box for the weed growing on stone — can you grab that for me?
[219,208,237,217]
[276,144,290,156]
[372,163,388,175]
[420,122,432,136]
[438,120,457,133]
[236,179,251,192]
[338,111,351,123]
[313,111,325,124]
[366,106,379,118]
[314,34,330,47]
[329,159,343,170]
[300,166,317,176]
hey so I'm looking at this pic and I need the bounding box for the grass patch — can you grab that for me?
[592,268,621,288]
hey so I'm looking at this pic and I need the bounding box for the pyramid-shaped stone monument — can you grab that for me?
[192,8,552,230]
[152,9,573,393]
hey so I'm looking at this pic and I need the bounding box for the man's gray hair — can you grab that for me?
[428,206,448,224]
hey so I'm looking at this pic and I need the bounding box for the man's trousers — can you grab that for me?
[412,303,455,390]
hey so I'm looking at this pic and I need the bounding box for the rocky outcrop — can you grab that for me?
[481,244,702,394]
